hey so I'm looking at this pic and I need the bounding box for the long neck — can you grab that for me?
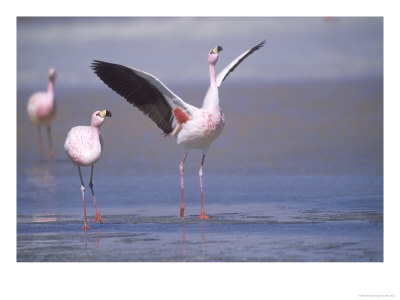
[202,63,220,110]
[47,80,55,103]
[90,124,101,141]
[209,63,216,85]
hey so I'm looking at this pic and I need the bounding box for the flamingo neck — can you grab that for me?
[91,124,101,140]
[202,63,220,110]
[209,63,216,85]
[47,81,55,102]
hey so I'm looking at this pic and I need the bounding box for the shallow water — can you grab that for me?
[17,166,383,262]
[16,79,383,262]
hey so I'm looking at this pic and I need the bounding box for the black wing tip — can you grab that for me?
[91,60,132,75]
[91,59,109,70]
[91,60,101,71]
[91,60,124,72]
[92,59,107,64]
[253,40,267,50]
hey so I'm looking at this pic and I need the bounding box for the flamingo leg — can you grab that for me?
[89,165,103,223]
[199,154,209,220]
[179,152,188,218]
[47,125,54,162]
[37,126,44,162]
[78,166,90,230]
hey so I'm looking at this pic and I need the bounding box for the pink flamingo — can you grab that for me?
[64,110,112,230]
[27,68,57,161]
[92,41,265,219]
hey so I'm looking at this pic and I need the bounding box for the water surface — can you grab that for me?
[17,79,383,262]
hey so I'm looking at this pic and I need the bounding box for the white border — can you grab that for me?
[4,1,399,299]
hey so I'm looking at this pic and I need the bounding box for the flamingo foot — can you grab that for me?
[199,211,209,220]
[82,224,90,230]
[94,211,103,223]
[180,207,185,218]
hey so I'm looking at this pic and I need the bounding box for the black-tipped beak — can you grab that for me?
[210,45,223,54]
[97,110,112,118]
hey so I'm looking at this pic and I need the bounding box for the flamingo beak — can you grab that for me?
[49,69,56,81]
[214,46,223,53]
[210,45,223,54]
[99,110,112,118]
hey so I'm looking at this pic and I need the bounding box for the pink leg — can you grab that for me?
[78,166,90,230]
[37,126,44,162]
[47,125,54,162]
[199,154,209,220]
[89,165,103,224]
[179,152,188,218]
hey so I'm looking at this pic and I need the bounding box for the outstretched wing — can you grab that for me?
[91,60,195,134]
[216,40,266,87]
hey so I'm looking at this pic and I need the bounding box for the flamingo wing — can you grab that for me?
[216,40,266,87]
[91,60,195,134]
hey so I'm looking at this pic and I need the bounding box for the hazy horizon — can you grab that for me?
[17,17,383,91]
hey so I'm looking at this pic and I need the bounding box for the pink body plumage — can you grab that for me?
[27,68,57,161]
[64,111,108,166]
[64,110,111,230]
[27,68,56,126]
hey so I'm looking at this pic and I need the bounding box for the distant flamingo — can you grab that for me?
[64,110,112,230]
[27,68,57,161]
[92,41,265,219]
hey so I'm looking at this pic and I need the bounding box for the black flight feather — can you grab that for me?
[220,40,266,84]
[91,60,174,134]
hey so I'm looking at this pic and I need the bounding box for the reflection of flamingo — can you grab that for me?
[181,223,186,257]
[64,110,112,230]
[92,41,265,219]
[201,223,206,256]
[27,68,57,161]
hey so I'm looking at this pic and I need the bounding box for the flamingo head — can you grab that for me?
[92,109,112,127]
[208,45,223,65]
[48,68,56,82]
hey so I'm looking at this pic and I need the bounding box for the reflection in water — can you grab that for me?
[84,231,88,249]
[21,164,60,214]
[83,231,102,249]
[32,214,58,223]
[96,231,102,249]
[180,223,207,257]
[25,165,57,188]
[201,223,206,256]
[181,223,186,257]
